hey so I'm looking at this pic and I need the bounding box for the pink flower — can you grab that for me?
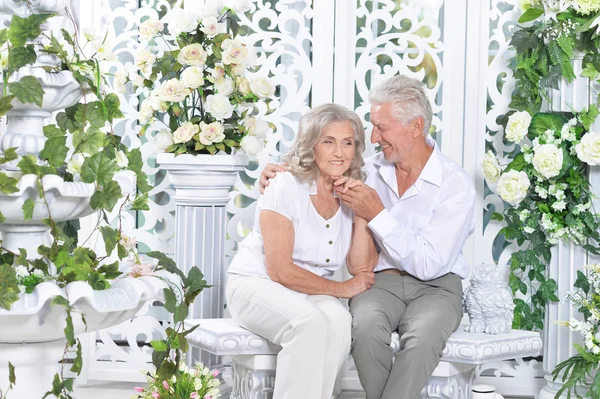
[211,369,220,377]
[151,392,160,398]
[162,380,170,390]
[134,387,144,393]
[129,262,154,278]
[190,393,198,399]
[204,396,212,399]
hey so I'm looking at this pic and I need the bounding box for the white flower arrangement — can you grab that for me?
[130,2,276,156]
[134,361,221,399]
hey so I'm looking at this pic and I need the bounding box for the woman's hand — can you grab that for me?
[259,163,287,193]
[333,176,363,195]
[340,271,375,298]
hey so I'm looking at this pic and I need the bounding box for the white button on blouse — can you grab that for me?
[228,171,354,286]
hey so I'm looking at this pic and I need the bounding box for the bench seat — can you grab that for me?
[185,318,542,399]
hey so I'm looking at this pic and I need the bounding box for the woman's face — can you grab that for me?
[313,121,356,179]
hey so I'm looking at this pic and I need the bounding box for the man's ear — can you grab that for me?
[411,117,425,138]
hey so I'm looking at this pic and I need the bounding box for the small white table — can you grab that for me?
[185,318,542,399]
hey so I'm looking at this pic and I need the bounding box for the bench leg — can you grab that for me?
[420,362,476,399]
[230,354,277,399]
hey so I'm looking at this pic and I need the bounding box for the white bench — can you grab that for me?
[185,318,542,399]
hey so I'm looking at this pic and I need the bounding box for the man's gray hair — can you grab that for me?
[283,103,366,183]
[369,75,433,136]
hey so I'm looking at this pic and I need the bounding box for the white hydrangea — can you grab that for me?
[552,200,566,211]
[524,226,535,234]
[14,265,28,278]
[518,209,531,222]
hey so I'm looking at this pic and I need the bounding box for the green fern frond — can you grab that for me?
[557,35,575,59]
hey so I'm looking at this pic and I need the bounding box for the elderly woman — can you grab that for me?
[226,103,378,399]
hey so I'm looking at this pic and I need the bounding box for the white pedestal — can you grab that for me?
[157,153,248,366]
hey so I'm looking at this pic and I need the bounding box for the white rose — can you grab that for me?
[135,48,156,77]
[199,122,226,145]
[178,44,208,67]
[148,91,168,112]
[244,117,269,138]
[231,62,247,76]
[497,170,530,206]
[240,135,264,155]
[211,64,225,81]
[130,72,145,88]
[575,132,600,165]
[159,78,190,103]
[482,150,502,184]
[116,150,129,168]
[215,77,235,96]
[166,8,197,36]
[181,66,205,89]
[237,76,251,96]
[221,39,248,65]
[532,143,563,179]
[139,18,164,41]
[505,111,532,143]
[154,129,174,151]
[205,94,234,120]
[224,0,251,13]
[250,76,275,99]
[138,100,154,124]
[201,17,225,37]
[172,122,199,144]
[33,269,44,278]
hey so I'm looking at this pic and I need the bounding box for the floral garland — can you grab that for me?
[483,0,600,332]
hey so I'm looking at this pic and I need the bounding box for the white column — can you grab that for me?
[157,153,248,366]
[539,54,592,399]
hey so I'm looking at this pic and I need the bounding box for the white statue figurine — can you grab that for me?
[463,264,515,334]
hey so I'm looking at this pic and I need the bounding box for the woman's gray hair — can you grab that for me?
[369,75,433,136]
[283,103,366,184]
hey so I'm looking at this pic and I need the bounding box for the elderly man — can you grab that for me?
[260,74,476,399]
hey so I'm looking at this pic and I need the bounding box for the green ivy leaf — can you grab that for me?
[0,29,7,48]
[56,107,83,133]
[150,340,168,352]
[43,125,65,138]
[70,340,83,374]
[0,211,5,223]
[8,14,52,47]
[22,198,35,220]
[100,226,119,257]
[580,104,600,131]
[75,101,107,128]
[163,287,177,313]
[130,193,149,211]
[0,264,19,310]
[97,261,121,279]
[0,172,19,194]
[104,93,124,122]
[89,180,122,211]
[148,251,183,280]
[8,45,36,72]
[72,128,106,155]
[39,136,68,168]
[574,270,590,295]
[8,361,15,385]
[0,94,14,116]
[81,152,115,185]
[8,76,44,107]
[17,155,40,176]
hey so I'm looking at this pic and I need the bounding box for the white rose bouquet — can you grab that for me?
[484,109,600,331]
[132,3,276,156]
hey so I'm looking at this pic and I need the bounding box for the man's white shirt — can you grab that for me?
[364,137,476,280]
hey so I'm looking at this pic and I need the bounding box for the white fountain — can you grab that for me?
[0,1,165,397]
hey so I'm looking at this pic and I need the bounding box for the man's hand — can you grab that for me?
[340,271,375,298]
[259,163,287,193]
[335,183,385,222]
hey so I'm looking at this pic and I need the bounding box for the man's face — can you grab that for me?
[369,103,421,163]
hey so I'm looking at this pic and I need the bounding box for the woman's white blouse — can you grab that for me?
[228,171,354,283]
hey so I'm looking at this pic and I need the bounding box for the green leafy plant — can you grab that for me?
[552,266,600,398]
